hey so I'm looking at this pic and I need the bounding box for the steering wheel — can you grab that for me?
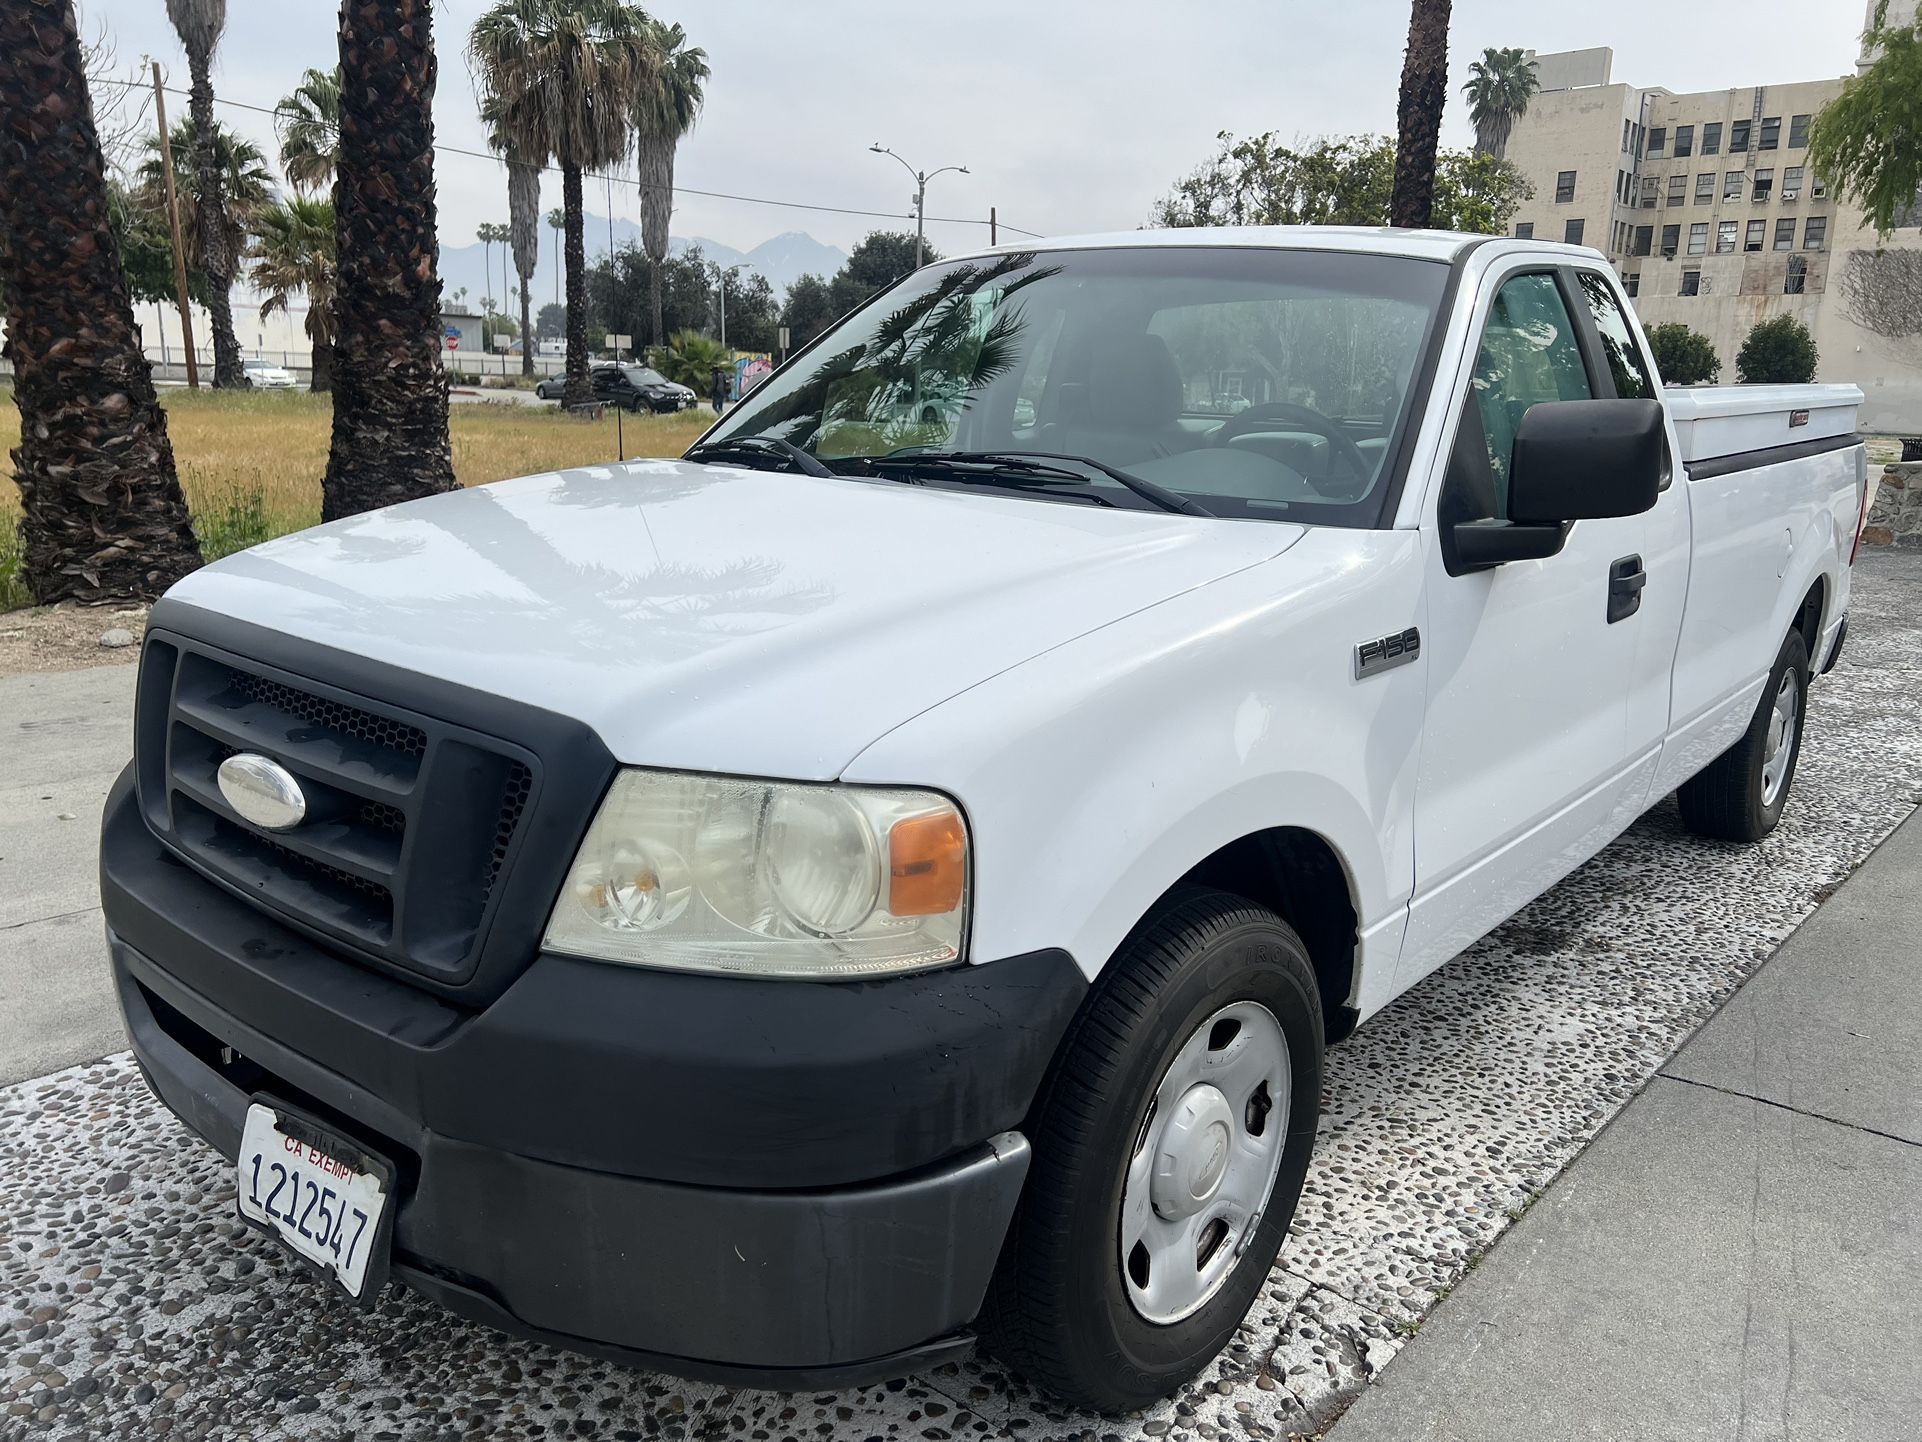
[1208,402,1374,501]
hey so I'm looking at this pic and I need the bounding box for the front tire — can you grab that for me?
[979,889,1323,1413]
[1679,628,1809,841]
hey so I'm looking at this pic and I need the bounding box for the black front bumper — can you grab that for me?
[101,769,1086,1386]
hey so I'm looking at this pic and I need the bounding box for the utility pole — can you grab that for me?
[151,62,199,389]
[990,207,998,246]
[869,145,969,268]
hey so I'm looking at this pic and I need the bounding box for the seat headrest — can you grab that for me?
[1087,332,1182,428]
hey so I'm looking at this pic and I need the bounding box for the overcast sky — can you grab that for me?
[84,0,1874,269]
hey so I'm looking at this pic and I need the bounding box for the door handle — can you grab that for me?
[1607,555,1646,624]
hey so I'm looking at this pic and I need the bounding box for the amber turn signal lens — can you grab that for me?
[888,810,967,916]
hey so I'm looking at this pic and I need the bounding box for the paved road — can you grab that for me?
[0,665,135,1086]
[1330,808,1922,1442]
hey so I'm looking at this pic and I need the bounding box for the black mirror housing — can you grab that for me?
[1507,399,1666,525]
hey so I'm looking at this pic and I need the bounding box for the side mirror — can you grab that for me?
[1508,399,1666,524]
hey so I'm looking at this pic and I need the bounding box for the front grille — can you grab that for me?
[135,636,541,988]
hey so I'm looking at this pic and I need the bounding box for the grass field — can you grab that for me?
[0,387,714,608]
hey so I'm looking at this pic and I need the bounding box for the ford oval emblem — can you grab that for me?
[216,753,308,832]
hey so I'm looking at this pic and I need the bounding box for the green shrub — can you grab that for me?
[1736,314,1819,384]
[1645,322,1721,385]
[195,485,274,561]
[0,519,30,611]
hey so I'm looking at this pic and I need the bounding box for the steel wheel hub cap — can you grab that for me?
[1120,1000,1289,1325]
[1761,670,1799,807]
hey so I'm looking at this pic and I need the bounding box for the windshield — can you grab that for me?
[624,367,670,387]
[703,245,1448,526]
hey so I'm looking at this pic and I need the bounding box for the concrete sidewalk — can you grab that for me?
[1330,810,1922,1442]
[0,664,135,1085]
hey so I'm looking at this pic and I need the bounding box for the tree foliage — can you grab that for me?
[779,273,838,349]
[1736,314,1819,384]
[250,195,336,391]
[1645,322,1721,385]
[584,241,723,346]
[1152,133,1530,235]
[1462,46,1539,158]
[652,328,731,389]
[275,67,340,195]
[1808,2,1922,238]
[537,301,566,339]
[135,119,274,279]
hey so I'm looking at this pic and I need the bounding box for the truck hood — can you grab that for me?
[163,460,1302,778]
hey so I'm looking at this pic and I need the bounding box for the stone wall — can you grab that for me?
[1862,462,1922,547]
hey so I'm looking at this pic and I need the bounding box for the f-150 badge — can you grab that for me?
[1355,627,1421,679]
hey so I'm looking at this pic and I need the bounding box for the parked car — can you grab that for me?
[102,230,1868,1411]
[534,365,696,411]
[241,358,296,390]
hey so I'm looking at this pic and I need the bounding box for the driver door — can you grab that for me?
[1397,266,1661,988]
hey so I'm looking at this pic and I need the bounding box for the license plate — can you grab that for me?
[237,1101,393,1300]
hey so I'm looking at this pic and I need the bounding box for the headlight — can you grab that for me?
[543,770,969,979]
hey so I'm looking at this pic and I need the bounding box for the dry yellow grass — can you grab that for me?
[0,387,715,542]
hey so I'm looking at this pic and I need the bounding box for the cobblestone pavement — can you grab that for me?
[5,551,1920,1442]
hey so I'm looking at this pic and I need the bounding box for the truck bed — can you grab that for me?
[1663,384,1863,464]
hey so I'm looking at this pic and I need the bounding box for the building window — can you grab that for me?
[1812,172,1828,199]
[1753,168,1774,203]
[1785,256,1808,294]
[1687,222,1709,255]
[1642,176,1659,209]
[1731,119,1751,152]
[1695,172,1715,204]
[1774,217,1796,250]
[1625,271,1641,297]
[1565,218,1586,246]
[1632,225,1654,257]
[1759,116,1781,150]
[1681,268,1702,296]
[1745,219,1766,252]
[1661,223,1681,257]
[1716,220,1739,253]
[1514,221,1535,239]
[1623,119,1633,152]
[1647,127,1667,157]
[1783,166,1803,200]
[1724,171,1745,201]
[1555,170,1577,203]
[1674,124,1694,157]
[1668,173,1688,205]
[1702,121,1722,156]
[1788,114,1811,148]
[1805,215,1828,250]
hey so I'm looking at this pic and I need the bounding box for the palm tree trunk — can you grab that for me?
[1390,0,1454,229]
[648,263,664,351]
[309,335,333,393]
[322,0,456,522]
[519,280,533,377]
[187,52,248,388]
[562,164,590,407]
[0,0,202,603]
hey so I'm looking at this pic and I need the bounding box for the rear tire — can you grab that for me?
[979,888,1322,1413]
[1679,629,1809,842]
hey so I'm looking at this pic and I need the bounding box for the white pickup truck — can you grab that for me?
[103,229,1869,1411]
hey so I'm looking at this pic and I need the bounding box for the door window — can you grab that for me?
[1469,273,1593,510]
[1574,271,1657,401]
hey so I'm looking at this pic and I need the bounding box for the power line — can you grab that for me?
[104,75,1046,239]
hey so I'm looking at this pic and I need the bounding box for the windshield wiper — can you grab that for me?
[870,450,1212,518]
[684,435,836,479]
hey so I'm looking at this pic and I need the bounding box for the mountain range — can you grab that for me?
[438,218,847,314]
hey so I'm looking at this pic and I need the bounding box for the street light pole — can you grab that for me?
[869,145,969,268]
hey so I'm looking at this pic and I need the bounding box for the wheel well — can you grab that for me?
[1175,828,1360,1043]
[1795,577,1825,659]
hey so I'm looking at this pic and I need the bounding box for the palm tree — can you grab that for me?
[492,119,543,378]
[1462,47,1539,159]
[275,67,341,194]
[251,195,337,393]
[632,21,708,348]
[137,119,274,283]
[547,207,564,306]
[0,0,202,602]
[477,221,500,347]
[164,0,247,387]
[1390,0,1454,228]
[470,0,660,407]
[321,0,457,520]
